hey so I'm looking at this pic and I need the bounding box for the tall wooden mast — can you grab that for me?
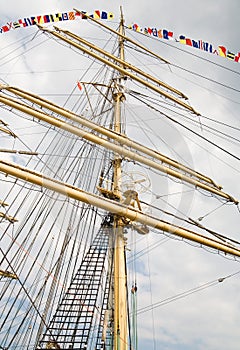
[112,8,128,350]
[1,8,240,349]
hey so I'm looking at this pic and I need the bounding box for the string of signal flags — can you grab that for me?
[0,9,239,64]
[129,23,240,63]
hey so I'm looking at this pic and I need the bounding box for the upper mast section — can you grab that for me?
[37,11,199,115]
[112,6,126,137]
[112,8,128,350]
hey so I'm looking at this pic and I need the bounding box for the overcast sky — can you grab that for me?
[0,1,240,350]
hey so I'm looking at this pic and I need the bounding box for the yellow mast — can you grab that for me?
[0,11,239,349]
[112,8,128,350]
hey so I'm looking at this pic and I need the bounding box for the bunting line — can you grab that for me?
[0,10,114,34]
[1,9,239,64]
[128,23,240,63]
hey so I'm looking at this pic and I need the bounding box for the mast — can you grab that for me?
[0,8,240,350]
[112,7,128,350]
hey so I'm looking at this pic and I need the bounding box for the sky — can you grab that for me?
[0,1,240,350]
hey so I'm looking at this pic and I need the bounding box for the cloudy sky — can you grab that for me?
[0,1,240,350]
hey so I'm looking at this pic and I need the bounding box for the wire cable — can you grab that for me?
[136,270,240,315]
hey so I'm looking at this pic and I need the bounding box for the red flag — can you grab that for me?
[77,81,82,91]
